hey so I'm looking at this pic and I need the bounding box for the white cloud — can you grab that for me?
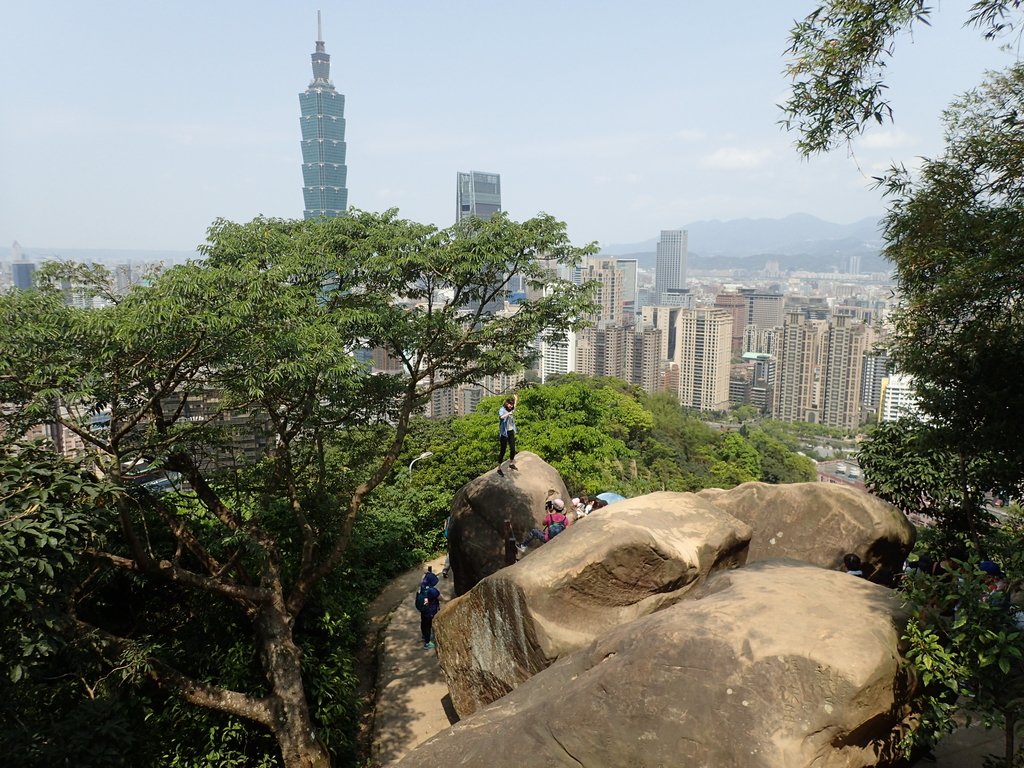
[700,147,773,170]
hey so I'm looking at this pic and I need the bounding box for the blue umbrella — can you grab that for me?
[596,492,625,504]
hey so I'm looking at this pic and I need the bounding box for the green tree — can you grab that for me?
[0,210,592,767]
[786,6,1024,760]
[804,53,1024,767]
[879,64,1024,502]
[782,0,1024,155]
[900,548,1024,763]
[745,427,817,484]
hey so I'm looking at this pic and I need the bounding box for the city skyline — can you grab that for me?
[1,2,1016,252]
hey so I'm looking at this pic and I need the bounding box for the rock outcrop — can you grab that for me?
[395,561,916,768]
[434,492,752,717]
[699,481,914,578]
[447,451,569,596]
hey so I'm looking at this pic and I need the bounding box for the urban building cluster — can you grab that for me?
[400,176,919,431]
[4,17,921,456]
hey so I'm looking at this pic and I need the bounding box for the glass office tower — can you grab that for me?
[654,229,688,304]
[299,13,348,219]
[456,171,501,222]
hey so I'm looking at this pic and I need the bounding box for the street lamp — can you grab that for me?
[409,451,434,474]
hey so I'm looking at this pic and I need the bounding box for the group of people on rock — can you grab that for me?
[571,495,608,518]
[511,491,617,552]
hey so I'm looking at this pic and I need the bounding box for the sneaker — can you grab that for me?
[497,468,504,477]
[424,641,435,649]
[516,544,528,553]
[509,462,518,471]
[442,570,449,578]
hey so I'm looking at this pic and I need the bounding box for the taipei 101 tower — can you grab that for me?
[299,12,348,218]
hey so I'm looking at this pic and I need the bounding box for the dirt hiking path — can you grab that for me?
[360,555,455,767]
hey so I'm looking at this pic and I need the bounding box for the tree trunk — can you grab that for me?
[258,599,332,768]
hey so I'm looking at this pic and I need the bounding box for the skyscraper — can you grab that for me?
[654,229,688,304]
[457,171,503,314]
[12,261,36,290]
[456,171,501,222]
[299,13,348,219]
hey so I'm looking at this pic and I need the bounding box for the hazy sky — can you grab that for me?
[1,2,1017,253]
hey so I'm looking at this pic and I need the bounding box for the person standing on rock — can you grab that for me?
[416,568,442,649]
[496,393,519,477]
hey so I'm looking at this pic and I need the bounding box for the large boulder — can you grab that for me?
[394,561,916,768]
[447,451,570,596]
[699,481,915,578]
[434,492,752,717]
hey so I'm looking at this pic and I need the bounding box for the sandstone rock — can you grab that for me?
[699,481,914,579]
[434,491,751,717]
[394,561,916,768]
[447,451,570,596]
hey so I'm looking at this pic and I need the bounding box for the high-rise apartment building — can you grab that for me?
[618,259,638,320]
[822,316,872,430]
[675,308,732,411]
[773,313,826,423]
[539,331,577,383]
[642,306,732,410]
[456,171,501,222]
[576,324,633,381]
[861,348,891,414]
[633,327,662,394]
[654,230,687,304]
[299,13,348,219]
[581,257,625,324]
[714,292,747,356]
[773,313,872,429]
[879,373,922,423]
[742,289,785,336]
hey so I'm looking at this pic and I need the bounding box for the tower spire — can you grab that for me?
[309,11,332,86]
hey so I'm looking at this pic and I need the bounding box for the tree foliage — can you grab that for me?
[782,0,1024,155]
[880,64,1024,501]
[0,210,593,767]
[847,62,1024,766]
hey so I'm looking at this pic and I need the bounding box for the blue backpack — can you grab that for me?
[414,584,428,612]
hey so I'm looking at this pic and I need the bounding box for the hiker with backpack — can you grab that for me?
[517,498,569,552]
[415,567,443,649]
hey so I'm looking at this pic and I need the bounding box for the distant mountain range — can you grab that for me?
[9,214,889,275]
[600,213,889,273]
